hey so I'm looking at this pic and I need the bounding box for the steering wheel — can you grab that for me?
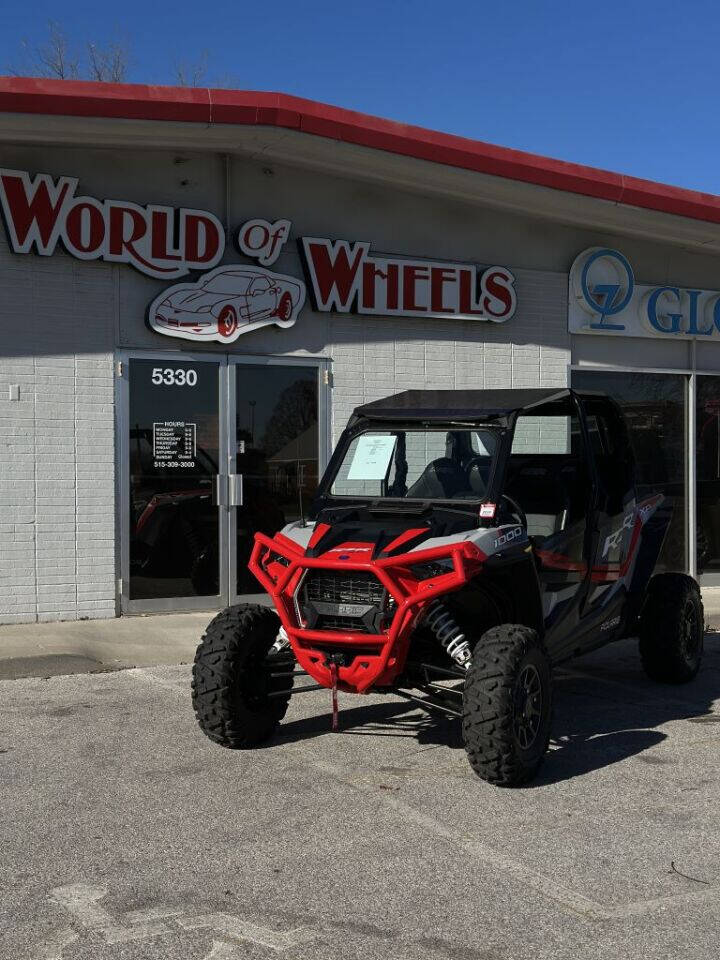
[499,493,527,529]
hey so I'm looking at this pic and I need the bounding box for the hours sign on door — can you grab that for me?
[152,421,197,468]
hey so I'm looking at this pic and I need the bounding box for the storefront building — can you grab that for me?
[2,78,720,623]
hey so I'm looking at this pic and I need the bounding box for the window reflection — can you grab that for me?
[571,370,687,572]
[696,377,720,576]
[235,366,319,594]
[128,359,220,600]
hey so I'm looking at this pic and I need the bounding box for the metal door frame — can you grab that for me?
[227,354,331,605]
[117,349,230,614]
[118,350,332,614]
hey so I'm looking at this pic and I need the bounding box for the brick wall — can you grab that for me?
[0,240,116,623]
[328,268,569,442]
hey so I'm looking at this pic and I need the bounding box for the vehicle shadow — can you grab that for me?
[268,699,420,746]
[413,633,720,786]
[270,634,720,785]
[529,632,720,786]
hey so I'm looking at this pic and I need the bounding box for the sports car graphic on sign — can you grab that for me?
[148,265,306,343]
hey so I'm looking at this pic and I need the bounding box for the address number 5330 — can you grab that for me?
[151,367,198,386]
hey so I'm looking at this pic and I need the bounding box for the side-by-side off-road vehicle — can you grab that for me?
[192,389,704,786]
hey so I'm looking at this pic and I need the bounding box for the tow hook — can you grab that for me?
[325,652,344,731]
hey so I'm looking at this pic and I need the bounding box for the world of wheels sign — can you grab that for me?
[0,167,517,344]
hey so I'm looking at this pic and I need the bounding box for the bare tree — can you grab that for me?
[87,39,129,83]
[14,21,80,79]
[9,22,130,83]
[8,22,233,88]
[174,53,209,88]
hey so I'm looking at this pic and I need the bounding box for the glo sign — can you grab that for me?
[569,246,720,338]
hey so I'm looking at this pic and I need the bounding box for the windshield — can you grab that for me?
[202,274,251,294]
[329,427,499,501]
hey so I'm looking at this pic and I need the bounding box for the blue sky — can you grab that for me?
[3,0,720,194]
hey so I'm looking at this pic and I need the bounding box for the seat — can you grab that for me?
[506,466,569,540]
[466,456,493,497]
[406,457,471,499]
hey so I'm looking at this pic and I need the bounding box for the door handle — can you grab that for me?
[229,473,244,507]
[213,475,228,507]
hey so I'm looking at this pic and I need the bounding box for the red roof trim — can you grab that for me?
[2,76,720,226]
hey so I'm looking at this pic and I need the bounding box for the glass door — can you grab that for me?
[571,368,689,573]
[696,375,720,584]
[228,359,326,602]
[122,355,227,612]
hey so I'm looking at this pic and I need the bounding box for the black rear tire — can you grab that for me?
[462,624,552,787]
[192,604,294,748]
[639,573,704,683]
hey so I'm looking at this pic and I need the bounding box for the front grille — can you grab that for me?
[316,615,366,632]
[298,570,392,634]
[304,571,385,606]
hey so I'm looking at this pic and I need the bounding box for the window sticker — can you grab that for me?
[347,435,397,481]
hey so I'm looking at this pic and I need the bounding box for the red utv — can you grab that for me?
[191,389,704,786]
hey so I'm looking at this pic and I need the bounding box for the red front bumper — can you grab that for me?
[249,532,485,693]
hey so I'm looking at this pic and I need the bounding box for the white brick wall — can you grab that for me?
[328,268,569,441]
[0,239,116,623]
[0,146,572,625]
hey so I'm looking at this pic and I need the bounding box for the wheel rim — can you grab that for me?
[513,663,543,750]
[681,601,701,662]
[219,306,237,337]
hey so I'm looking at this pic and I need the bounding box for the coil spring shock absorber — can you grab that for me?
[425,600,471,669]
[271,626,290,654]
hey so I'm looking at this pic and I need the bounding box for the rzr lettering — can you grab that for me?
[602,512,635,557]
[301,237,516,321]
[0,169,224,279]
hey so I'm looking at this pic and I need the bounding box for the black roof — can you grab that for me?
[355,388,574,422]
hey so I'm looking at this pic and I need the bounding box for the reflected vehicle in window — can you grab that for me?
[149,266,305,342]
[129,429,219,595]
[130,429,288,597]
[128,357,222,602]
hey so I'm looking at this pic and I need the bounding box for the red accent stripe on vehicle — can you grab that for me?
[381,528,428,554]
[535,549,588,573]
[2,79,720,225]
[307,522,330,550]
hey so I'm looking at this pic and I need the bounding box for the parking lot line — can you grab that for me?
[302,755,719,922]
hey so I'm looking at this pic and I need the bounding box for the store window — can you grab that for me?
[571,370,687,572]
[128,358,221,601]
[696,377,720,579]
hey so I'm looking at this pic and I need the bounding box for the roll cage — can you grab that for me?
[313,388,634,529]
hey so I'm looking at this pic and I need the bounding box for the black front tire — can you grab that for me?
[192,604,294,748]
[463,624,552,787]
[639,573,704,683]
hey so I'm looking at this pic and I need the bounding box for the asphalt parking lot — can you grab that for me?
[2,635,720,960]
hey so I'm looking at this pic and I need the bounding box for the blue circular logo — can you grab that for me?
[579,248,634,325]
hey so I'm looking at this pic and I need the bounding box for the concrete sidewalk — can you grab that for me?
[0,611,214,679]
[0,585,719,681]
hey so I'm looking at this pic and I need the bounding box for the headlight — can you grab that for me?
[260,548,291,580]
